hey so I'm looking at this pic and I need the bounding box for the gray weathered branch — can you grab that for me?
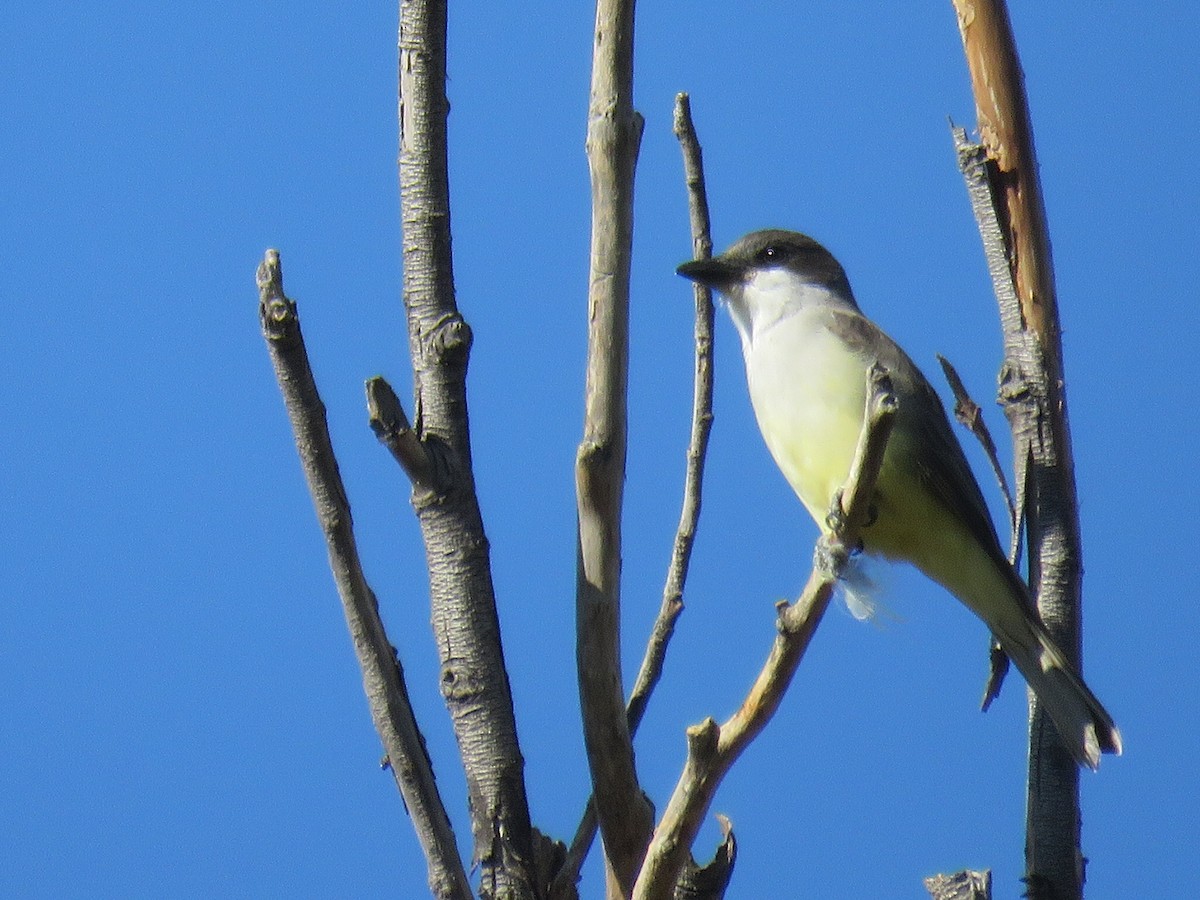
[258,251,471,900]
[574,0,651,895]
[399,1,537,896]
[950,1,1088,896]
[936,354,1017,555]
[627,91,716,730]
[552,91,716,900]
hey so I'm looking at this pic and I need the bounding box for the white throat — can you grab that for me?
[727,267,856,352]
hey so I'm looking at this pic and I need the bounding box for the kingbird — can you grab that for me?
[677,229,1121,769]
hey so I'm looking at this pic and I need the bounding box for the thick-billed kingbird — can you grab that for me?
[677,228,1121,769]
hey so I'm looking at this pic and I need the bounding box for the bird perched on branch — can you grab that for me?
[678,228,1121,769]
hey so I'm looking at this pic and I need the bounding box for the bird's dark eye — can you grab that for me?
[755,245,784,265]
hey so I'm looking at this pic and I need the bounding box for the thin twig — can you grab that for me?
[366,375,437,491]
[628,90,715,738]
[936,352,1017,709]
[936,354,1018,557]
[631,367,898,900]
[257,251,471,900]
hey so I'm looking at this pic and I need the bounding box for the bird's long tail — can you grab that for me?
[990,607,1122,770]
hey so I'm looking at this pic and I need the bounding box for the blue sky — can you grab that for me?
[4,3,1196,898]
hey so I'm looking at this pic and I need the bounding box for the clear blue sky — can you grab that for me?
[4,3,1196,898]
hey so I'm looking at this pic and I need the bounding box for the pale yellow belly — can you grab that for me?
[744,310,1007,620]
[745,311,868,529]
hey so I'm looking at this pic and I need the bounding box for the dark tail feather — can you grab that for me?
[993,617,1122,770]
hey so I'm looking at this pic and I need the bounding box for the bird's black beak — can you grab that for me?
[676,257,739,291]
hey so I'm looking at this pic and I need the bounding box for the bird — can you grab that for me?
[677,228,1121,769]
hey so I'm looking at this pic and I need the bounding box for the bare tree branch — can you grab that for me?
[950,2,1090,896]
[950,130,1031,564]
[552,91,716,900]
[366,375,438,492]
[936,352,1016,711]
[631,366,899,900]
[257,251,471,900]
[627,91,716,728]
[575,0,651,894]
[936,354,1017,555]
[399,1,537,895]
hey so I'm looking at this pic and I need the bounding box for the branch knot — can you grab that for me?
[426,312,473,364]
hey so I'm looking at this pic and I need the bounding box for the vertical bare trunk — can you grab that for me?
[951,2,1085,896]
[575,0,651,896]
[399,1,536,896]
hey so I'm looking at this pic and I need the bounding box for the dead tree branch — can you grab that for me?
[553,91,716,900]
[574,0,651,895]
[399,1,537,895]
[936,354,1017,555]
[257,251,471,900]
[950,1,1090,896]
[627,91,716,731]
[936,353,1017,710]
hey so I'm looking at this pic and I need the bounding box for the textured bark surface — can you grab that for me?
[924,869,993,900]
[259,253,471,900]
[951,2,1086,896]
[399,2,536,896]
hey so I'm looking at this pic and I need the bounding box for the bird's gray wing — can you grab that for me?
[828,309,1011,575]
